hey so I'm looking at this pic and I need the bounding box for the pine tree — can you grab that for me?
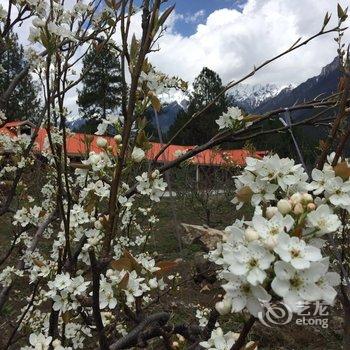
[0,32,41,122]
[167,67,228,145]
[77,43,123,132]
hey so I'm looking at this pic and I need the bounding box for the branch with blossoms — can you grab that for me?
[1,1,350,350]
[0,0,119,217]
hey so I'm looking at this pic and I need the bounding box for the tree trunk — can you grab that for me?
[344,304,350,350]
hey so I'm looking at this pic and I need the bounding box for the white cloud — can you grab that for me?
[2,0,350,117]
[147,0,350,87]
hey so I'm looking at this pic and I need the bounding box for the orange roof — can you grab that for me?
[35,129,117,156]
[4,121,35,128]
[0,120,35,137]
[0,126,15,136]
[0,121,266,166]
[147,143,265,166]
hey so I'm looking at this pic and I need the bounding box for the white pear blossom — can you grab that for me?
[0,266,24,286]
[221,272,271,317]
[271,261,329,312]
[325,176,350,206]
[274,233,322,269]
[252,212,294,248]
[99,276,118,309]
[95,115,124,135]
[224,242,274,285]
[200,327,236,350]
[216,106,245,130]
[28,333,52,350]
[136,171,167,202]
[316,259,341,305]
[306,204,341,235]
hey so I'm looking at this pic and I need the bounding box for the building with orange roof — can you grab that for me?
[0,120,266,167]
[0,120,35,137]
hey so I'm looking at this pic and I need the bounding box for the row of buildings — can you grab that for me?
[0,120,265,168]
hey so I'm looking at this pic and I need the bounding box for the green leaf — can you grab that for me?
[148,92,161,112]
[158,5,175,27]
[130,34,138,63]
[323,12,331,27]
[136,129,148,147]
[337,3,348,21]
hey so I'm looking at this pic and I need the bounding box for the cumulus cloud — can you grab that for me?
[2,0,350,116]
[148,0,350,87]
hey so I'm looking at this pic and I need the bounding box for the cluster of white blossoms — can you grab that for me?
[82,151,113,172]
[0,2,194,349]
[25,0,111,46]
[216,106,252,131]
[95,114,125,136]
[102,253,167,308]
[46,273,90,312]
[140,67,187,96]
[200,327,258,350]
[210,153,342,318]
[0,266,24,287]
[136,170,167,202]
[0,123,171,349]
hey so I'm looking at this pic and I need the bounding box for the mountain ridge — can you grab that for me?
[69,57,340,134]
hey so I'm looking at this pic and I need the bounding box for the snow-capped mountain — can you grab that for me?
[68,57,340,135]
[149,101,186,133]
[229,83,293,113]
[256,57,340,114]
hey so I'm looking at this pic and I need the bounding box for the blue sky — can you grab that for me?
[168,0,246,36]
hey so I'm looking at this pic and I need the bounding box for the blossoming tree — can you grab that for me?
[1,1,350,349]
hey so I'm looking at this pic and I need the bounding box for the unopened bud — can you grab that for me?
[131,147,145,163]
[114,134,122,143]
[148,278,158,289]
[245,228,259,242]
[293,203,304,215]
[266,206,278,219]
[96,137,107,148]
[177,334,185,342]
[94,220,102,230]
[277,199,292,215]
[52,340,62,349]
[215,298,232,315]
[307,203,316,211]
[264,236,278,250]
[301,192,313,204]
[151,170,160,179]
[290,192,302,205]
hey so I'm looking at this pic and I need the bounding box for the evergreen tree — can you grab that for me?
[167,67,228,145]
[0,32,41,122]
[77,43,123,132]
